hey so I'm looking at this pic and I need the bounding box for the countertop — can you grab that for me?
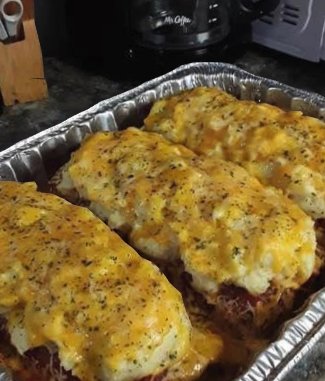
[1,46,325,152]
[0,45,325,381]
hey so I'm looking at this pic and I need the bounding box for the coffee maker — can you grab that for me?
[66,0,280,78]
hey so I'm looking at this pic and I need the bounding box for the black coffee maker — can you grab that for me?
[66,0,280,79]
[125,0,280,75]
[129,0,279,52]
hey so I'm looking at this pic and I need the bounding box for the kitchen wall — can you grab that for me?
[35,0,69,56]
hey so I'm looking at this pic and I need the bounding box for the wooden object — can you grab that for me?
[0,0,48,106]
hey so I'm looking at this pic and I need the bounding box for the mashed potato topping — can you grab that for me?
[144,86,325,219]
[0,181,191,381]
[56,128,316,297]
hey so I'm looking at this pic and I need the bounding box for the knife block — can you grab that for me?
[0,0,48,106]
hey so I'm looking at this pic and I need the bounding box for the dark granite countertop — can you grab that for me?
[1,45,325,152]
[0,45,324,381]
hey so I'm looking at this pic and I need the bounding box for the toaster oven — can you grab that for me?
[252,0,325,62]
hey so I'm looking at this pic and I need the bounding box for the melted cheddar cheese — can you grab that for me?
[0,181,191,381]
[165,327,223,381]
[144,86,325,219]
[55,128,316,300]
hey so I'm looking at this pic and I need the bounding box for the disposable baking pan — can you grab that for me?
[0,62,325,381]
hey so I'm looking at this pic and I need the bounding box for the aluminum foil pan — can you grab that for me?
[1,62,325,381]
